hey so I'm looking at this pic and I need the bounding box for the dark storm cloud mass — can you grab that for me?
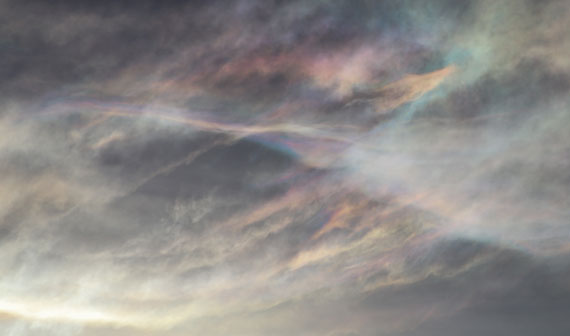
[1,0,569,335]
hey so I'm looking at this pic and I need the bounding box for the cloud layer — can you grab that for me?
[1,0,569,335]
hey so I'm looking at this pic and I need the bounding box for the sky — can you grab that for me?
[1,0,570,335]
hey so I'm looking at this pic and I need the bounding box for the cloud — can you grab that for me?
[1,0,569,335]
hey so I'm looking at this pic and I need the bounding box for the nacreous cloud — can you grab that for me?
[1,1,569,336]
